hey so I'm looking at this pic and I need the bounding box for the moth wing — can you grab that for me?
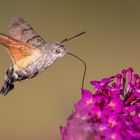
[9,17,46,49]
[0,33,39,68]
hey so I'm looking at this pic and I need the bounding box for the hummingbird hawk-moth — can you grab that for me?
[0,17,86,96]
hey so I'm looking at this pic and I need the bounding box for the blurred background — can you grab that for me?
[0,0,140,139]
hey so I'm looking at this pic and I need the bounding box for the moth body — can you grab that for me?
[0,17,68,95]
[14,43,67,80]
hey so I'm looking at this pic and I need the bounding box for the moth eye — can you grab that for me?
[54,48,60,54]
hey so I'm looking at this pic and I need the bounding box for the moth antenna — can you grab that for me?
[68,52,87,90]
[60,31,86,44]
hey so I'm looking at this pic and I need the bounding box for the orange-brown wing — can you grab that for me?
[0,33,38,67]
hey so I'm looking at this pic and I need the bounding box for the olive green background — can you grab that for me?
[0,0,140,140]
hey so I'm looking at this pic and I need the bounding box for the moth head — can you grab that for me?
[50,31,86,58]
[51,42,68,57]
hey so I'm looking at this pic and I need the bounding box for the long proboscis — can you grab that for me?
[67,52,87,90]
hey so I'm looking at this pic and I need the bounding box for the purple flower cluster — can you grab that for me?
[60,68,140,140]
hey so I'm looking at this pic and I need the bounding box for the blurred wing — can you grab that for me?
[0,33,39,68]
[9,17,46,49]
